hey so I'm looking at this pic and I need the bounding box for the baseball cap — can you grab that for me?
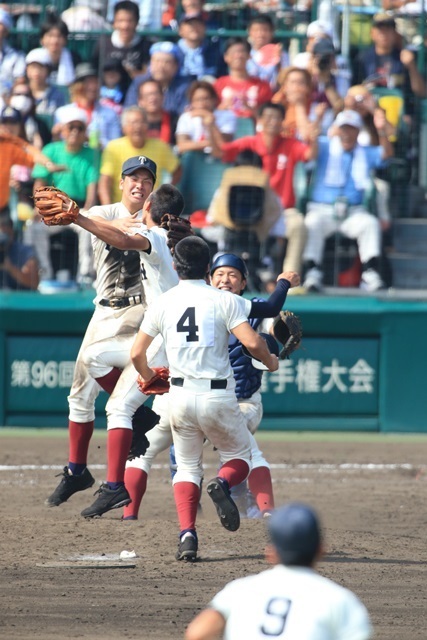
[306,20,333,39]
[312,37,336,57]
[149,41,183,65]
[334,109,363,129]
[242,332,279,371]
[179,12,205,25]
[121,155,157,182]
[74,63,98,82]
[102,59,123,73]
[372,12,396,28]
[56,105,88,125]
[25,47,52,67]
[0,105,22,124]
[0,8,13,31]
[268,503,321,566]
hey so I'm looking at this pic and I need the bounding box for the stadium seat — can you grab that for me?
[234,117,255,139]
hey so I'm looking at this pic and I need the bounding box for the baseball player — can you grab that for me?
[46,155,158,515]
[185,502,373,640]
[122,254,300,522]
[131,236,279,562]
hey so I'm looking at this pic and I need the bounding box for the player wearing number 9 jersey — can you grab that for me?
[185,502,373,640]
[131,236,279,561]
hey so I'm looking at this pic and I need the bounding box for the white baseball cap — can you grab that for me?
[306,20,333,39]
[0,8,13,31]
[334,109,363,130]
[56,105,88,126]
[25,48,52,67]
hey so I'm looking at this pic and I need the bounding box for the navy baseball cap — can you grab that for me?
[210,253,249,279]
[1,106,22,123]
[121,155,157,182]
[268,503,321,566]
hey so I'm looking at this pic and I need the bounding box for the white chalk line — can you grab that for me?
[0,462,422,472]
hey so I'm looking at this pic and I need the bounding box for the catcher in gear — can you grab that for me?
[272,310,303,359]
[33,186,80,226]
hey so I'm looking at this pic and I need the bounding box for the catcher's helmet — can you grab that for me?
[210,253,248,279]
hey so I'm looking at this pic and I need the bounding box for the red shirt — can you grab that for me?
[222,133,310,208]
[214,76,273,118]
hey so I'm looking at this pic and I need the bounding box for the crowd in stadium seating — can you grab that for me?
[0,0,425,292]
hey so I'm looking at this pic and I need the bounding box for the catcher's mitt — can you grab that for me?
[33,186,80,226]
[159,213,194,254]
[272,310,303,360]
[137,366,170,396]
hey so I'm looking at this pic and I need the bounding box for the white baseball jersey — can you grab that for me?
[87,203,145,305]
[140,279,249,381]
[131,225,178,305]
[210,565,372,640]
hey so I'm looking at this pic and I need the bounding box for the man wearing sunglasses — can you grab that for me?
[32,105,99,212]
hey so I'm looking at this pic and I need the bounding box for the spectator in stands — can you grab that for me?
[98,106,181,204]
[246,14,289,90]
[214,38,273,119]
[32,106,99,211]
[8,79,52,148]
[0,105,64,216]
[273,67,322,141]
[124,42,191,117]
[352,13,426,113]
[55,63,122,150]
[302,109,393,293]
[0,213,39,291]
[212,101,318,275]
[177,13,225,80]
[94,1,150,94]
[25,48,67,117]
[381,0,422,44]
[175,80,236,155]
[108,0,164,30]
[292,20,351,100]
[0,8,25,96]
[61,0,110,33]
[137,79,177,144]
[99,59,126,116]
[180,0,221,30]
[39,15,79,87]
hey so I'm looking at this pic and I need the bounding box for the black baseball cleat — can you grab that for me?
[81,483,131,518]
[127,405,160,460]
[46,466,95,507]
[206,477,240,532]
[176,533,198,562]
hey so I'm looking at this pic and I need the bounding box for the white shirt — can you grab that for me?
[131,225,178,306]
[211,564,372,640]
[176,109,237,141]
[140,279,248,381]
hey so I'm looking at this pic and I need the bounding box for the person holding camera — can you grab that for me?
[0,214,39,291]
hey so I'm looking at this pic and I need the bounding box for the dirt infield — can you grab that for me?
[0,429,426,640]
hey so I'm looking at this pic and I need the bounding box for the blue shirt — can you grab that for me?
[311,137,385,206]
[1,241,36,291]
[124,72,191,115]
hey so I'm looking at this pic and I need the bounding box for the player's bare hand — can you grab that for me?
[110,217,143,233]
[400,49,415,67]
[278,271,300,288]
[266,354,279,372]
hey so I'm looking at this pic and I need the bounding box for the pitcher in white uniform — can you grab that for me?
[131,236,279,561]
[185,502,373,640]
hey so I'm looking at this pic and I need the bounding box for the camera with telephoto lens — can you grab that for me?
[313,37,336,72]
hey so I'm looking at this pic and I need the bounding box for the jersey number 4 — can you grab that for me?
[177,307,199,342]
[260,598,292,636]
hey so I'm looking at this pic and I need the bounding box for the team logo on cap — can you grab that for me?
[138,156,149,165]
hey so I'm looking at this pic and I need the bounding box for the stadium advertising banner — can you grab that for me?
[5,335,378,419]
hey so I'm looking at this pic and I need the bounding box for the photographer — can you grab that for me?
[0,214,39,291]
[307,37,344,132]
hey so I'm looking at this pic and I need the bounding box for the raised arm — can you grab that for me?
[75,212,150,251]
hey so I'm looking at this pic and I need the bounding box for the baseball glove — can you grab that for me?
[159,213,194,254]
[127,405,160,461]
[137,366,170,395]
[33,186,80,226]
[272,310,303,360]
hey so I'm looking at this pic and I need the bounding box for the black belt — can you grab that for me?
[99,295,142,309]
[171,378,227,389]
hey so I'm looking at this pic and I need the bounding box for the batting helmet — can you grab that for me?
[210,253,249,279]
